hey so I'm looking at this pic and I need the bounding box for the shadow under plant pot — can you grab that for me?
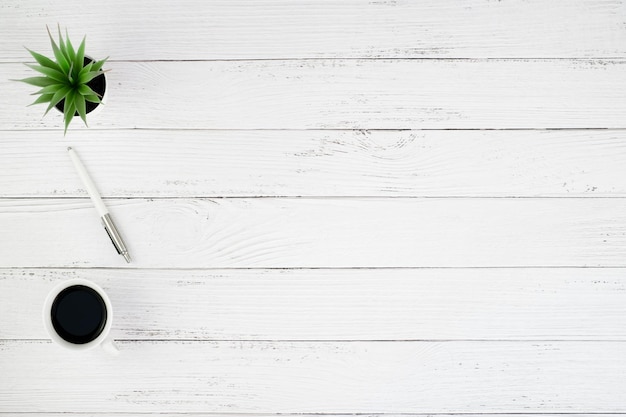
[55,56,107,116]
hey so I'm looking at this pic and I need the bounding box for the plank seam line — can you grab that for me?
[4,339,626,343]
[3,57,626,63]
[2,265,626,271]
[2,266,626,271]
[3,414,626,416]
[2,413,626,415]
[4,196,626,200]
[1,128,625,132]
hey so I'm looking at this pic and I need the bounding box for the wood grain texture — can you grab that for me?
[6,411,624,417]
[2,129,626,198]
[2,59,626,130]
[3,1,626,415]
[1,198,625,268]
[1,340,626,413]
[2,268,626,341]
[2,0,625,61]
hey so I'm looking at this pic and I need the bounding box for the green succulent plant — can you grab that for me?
[17,26,108,134]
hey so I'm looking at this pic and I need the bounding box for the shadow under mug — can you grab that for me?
[43,278,118,354]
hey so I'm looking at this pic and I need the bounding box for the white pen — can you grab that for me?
[67,147,131,263]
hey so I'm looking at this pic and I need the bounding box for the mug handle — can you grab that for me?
[101,337,120,356]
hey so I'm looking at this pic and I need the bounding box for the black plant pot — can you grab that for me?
[55,56,106,115]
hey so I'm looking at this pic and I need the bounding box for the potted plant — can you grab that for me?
[16,26,108,134]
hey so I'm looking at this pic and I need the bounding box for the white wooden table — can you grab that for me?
[2,0,626,414]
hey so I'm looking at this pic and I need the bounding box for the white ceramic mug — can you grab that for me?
[43,278,118,355]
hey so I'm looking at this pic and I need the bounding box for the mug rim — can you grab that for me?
[42,278,113,351]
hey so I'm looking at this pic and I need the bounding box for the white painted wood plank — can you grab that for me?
[1,198,625,268]
[1,340,625,412]
[2,129,626,198]
[2,59,626,130]
[2,268,626,341]
[6,415,624,417]
[6,412,624,417]
[2,0,625,60]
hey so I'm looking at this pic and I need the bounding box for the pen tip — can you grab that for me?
[123,252,131,263]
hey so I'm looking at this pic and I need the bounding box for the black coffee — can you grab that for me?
[51,285,107,344]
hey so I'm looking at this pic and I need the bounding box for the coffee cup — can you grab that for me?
[43,278,118,354]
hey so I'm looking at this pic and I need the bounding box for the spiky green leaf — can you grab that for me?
[18,76,58,87]
[28,93,54,106]
[77,84,102,102]
[47,25,69,73]
[63,90,76,135]
[63,104,75,135]
[44,85,72,116]
[31,83,66,96]
[74,36,86,78]
[65,28,76,63]
[65,89,75,109]
[67,62,75,84]
[24,64,67,83]
[57,25,71,64]
[90,57,108,73]
[26,48,62,72]
[84,93,102,104]
[77,84,94,96]
[78,61,94,77]
[78,70,103,84]
[74,93,87,126]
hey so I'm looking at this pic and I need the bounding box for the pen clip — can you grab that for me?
[101,213,131,262]
[103,222,122,255]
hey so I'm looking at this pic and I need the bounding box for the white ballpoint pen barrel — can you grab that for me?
[67,147,108,216]
[67,146,131,263]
